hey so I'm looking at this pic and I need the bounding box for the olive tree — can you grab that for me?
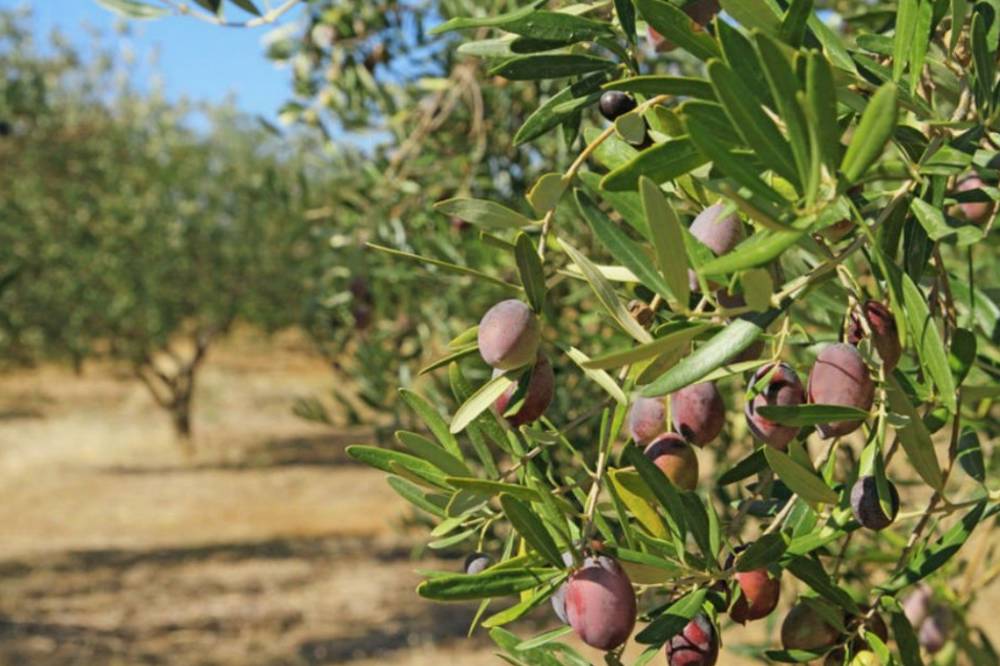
[339,2,1000,664]
[0,12,318,444]
[103,0,1000,663]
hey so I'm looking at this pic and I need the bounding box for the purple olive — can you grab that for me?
[643,433,699,491]
[807,343,874,438]
[781,602,841,652]
[550,551,576,623]
[493,354,554,426]
[918,606,953,654]
[565,556,637,650]
[846,300,902,372]
[744,362,805,450]
[627,396,667,446]
[954,175,995,224]
[665,614,719,666]
[599,91,638,121]
[850,475,900,531]
[688,203,744,291]
[478,300,540,370]
[901,584,932,628]
[671,382,725,446]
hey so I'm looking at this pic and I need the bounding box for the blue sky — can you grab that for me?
[7,0,299,120]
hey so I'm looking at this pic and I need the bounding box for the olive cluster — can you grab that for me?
[467,249,912,662]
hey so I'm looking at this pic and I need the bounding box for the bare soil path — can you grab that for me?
[0,332,993,665]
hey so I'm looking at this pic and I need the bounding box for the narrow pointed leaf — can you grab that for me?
[446,478,541,502]
[434,8,612,43]
[566,346,629,405]
[576,189,675,303]
[608,469,668,538]
[560,238,653,343]
[490,54,616,80]
[685,113,790,206]
[910,198,955,241]
[603,76,716,100]
[839,83,898,184]
[451,373,516,434]
[805,51,841,171]
[900,272,957,412]
[418,567,560,601]
[347,445,451,489]
[881,501,990,593]
[396,431,472,477]
[367,243,520,290]
[583,323,711,370]
[720,0,782,35]
[756,404,870,427]
[640,177,690,305]
[735,533,788,571]
[707,61,800,188]
[785,557,860,613]
[514,233,547,313]
[634,588,707,644]
[387,476,448,518]
[435,198,534,229]
[641,308,784,396]
[763,447,839,505]
[755,33,811,186]
[515,72,609,145]
[601,138,708,191]
[401,389,464,460]
[635,0,721,61]
[779,0,813,47]
[885,374,944,490]
[500,494,564,568]
[622,445,687,539]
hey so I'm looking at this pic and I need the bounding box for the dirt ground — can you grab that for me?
[0,331,994,665]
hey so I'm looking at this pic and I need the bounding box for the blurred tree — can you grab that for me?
[0,9,319,445]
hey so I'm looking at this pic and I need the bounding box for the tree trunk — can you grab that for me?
[171,395,195,458]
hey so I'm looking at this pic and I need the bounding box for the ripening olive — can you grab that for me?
[478,300,541,370]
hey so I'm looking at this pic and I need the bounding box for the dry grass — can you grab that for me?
[0,330,994,665]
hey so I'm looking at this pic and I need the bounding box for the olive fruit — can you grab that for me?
[598,90,637,121]
[671,382,725,446]
[463,552,492,575]
[493,354,554,426]
[807,343,874,438]
[478,299,541,370]
[850,475,900,531]
[643,433,699,491]
[665,614,719,666]
[627,396,667,446]
[565,556,637,650]
[847,300,901,372]
[744,362,805,450]
[781,602,841,652]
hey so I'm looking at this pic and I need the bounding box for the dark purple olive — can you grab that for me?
[850,475,900,531]
[598,91,637,121]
